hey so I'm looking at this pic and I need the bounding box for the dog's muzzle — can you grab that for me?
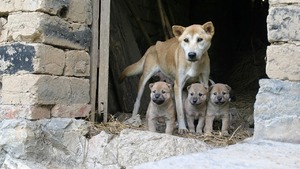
[152,99,165,105]
[188,52,197,62]
[190,97,200,105]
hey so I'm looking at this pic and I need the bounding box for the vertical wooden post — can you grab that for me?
[98,0,111,123]
[90,0,100,122]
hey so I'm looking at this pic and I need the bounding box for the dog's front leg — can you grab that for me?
[221,115,230,137]
[174,80,188,134]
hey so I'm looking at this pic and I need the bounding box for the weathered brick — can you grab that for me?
[7,12,91,50]
[0,105,50,120]
[266,44,300,81]
[0,17,8,42]
[0,0,68,16]
[269,0,300,5]
[51,104,91,118]
[267,6,300,43]
[254,79,300,143]
[0,0,92,24]
[64,50,90,77]
[65,0,92,25]
[0,43,65,75]
[2,74,90,105]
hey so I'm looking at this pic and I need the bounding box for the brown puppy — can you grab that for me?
[119,22,215,134]
[204,83,232,136]
[146,81,175,135]
[184,83,208,134]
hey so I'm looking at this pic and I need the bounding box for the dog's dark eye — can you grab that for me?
[222,92,226,95]
[199,93,203,96]
[152,90,156,93]
[184,38,189,43]
[213,92,217,95]
[190,92,194,96]
[162,90,166,94]
[197,38,203,42]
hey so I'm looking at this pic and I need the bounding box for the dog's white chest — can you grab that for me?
[186,64,201,77]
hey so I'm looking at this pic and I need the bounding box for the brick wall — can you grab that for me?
[254,0,300,143]
[0,0,92,120]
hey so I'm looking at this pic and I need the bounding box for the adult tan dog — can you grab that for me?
[184,83,208,134]
[204,83,232,136]
[146,81,175,135]
[119,22,215,134]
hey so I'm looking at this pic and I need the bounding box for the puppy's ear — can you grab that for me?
[166,83,172,90]
[209,85,214,92]
[203,21,215,36]
[224,84,236,102]
[172,25,185,38]
[149,83,154,89]
[186,85,191,91]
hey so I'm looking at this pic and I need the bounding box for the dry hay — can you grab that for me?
[87,116,253,148]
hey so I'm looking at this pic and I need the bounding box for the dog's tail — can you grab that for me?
[119,54,146,83]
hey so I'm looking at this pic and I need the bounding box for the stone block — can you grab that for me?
[0,0,92,24]
[0,17,8,42]
[266,44,300,81]
[0,0,68,16]
[51,104,91,118]
[65,0,92,25]
[0,118,89,168]
[267,6,300,43]
[269,0,300,5]
[0,105,50,120]
[0,43,65,75]
[253,79,300,143]
[64,50,90,77]
[2,74,90,105]
[7,12,91,50]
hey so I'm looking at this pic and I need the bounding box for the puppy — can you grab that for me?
[204,83,232,136]
[184,83,208,134]
[146,81,175,135]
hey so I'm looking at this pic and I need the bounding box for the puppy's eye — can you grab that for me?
[213,92,217,95]
[184,38,189,43]
[190,92,194,96]
[222,92,226,95]
[197,38,203,42]
[162,90,166,94]
[199,93,203,96]
[152,90,156,93]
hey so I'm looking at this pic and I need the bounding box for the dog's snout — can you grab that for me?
[217,96,222,101]
[188,52,196,59]
[192,98,198,103]
[154,93,160,98]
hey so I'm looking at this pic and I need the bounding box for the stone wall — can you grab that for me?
[0,0,92,120]
[254,0,300,143]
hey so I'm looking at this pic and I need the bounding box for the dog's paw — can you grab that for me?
[221,131,230,137]
[195,131,203,135]
[123,115,142,127]
[178,128,188,134]
[189,129,196,133]
[204,132,213,137]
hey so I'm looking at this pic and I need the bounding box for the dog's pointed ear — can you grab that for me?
[172,25,185,38]
[203,21,215,36]
[209,85,214,92]
[149,83,154,89]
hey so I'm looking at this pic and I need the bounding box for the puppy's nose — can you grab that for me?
[188,52,196,59]
[193,98,198,103]
[217,96,222,101]
[155,93,160,98]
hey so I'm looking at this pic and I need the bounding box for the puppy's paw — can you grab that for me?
[189,129,196,133]
[195,131,203,135]
[178,128,188,134]
[204,132,213,137]
[221,131,230,137]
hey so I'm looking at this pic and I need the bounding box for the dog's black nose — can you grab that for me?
[188,52,196,59]
[217,96,222,101]
[155,93,160,98]
[193,98,198,103]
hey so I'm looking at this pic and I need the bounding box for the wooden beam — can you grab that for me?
[90,0,100,122]
[98,0,111,123]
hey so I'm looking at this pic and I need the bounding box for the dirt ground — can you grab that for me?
[89,89,257,148]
